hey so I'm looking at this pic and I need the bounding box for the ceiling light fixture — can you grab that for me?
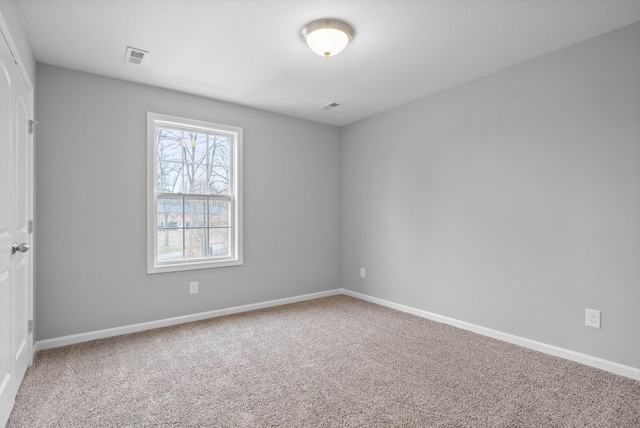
[301,18,354,57]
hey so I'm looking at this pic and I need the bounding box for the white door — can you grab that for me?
[0,30,32,427]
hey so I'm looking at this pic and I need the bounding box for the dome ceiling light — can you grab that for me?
[301,18,354,57]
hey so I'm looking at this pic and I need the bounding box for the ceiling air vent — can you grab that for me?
[124,46,148,65]
[321,102,341,111]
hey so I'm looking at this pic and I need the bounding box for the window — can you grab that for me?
[147,113,242,273]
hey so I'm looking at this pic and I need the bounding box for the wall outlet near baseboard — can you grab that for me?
[360,268,366,278]
[585,308,600,329]
[190,281,199,294]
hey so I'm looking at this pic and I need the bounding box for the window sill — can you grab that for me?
[147,257,243,274]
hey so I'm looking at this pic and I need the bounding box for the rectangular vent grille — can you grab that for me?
[321,102,341,111]
[124,46,148,65]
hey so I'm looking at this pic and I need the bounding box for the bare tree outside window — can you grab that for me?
[155,126,232,262]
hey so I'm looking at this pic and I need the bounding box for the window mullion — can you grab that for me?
[204,196,210,257]
[208,194,232,201]
[182,196,186,260]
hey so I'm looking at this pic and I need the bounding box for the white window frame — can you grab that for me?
[147,112,243,274]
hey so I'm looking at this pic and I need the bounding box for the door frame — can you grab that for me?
[0,11,35,367]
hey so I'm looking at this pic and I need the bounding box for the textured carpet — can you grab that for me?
[7,295,640,427]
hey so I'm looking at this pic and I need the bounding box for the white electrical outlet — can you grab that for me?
[190,281,199,294]
[360,268,366,278]
[585,308,601,329]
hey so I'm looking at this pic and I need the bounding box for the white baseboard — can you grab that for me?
[33,287,640,382]
[33,289,342,353]
[342,289,640,381]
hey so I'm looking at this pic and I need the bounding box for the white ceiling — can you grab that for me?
[16,0,640,126]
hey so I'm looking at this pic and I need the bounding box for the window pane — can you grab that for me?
[157,128,184,162]
[157,161,183,193]
[184,163,207,194]
[209,166,230,195]
[209,200,230,227]
[157,229,183,261]
[185,228,207,259]
[183,132,208,164]
[209,228,230,257]
[185,198,207,227]
[157,198,183,228]
[209,135,230,166]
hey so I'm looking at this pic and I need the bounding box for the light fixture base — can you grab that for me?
[302,18,354,57]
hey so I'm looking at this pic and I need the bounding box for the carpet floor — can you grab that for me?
[7,295,640,427]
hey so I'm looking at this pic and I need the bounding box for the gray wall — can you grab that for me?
[341,23,640,368]
[35,64,341,340]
